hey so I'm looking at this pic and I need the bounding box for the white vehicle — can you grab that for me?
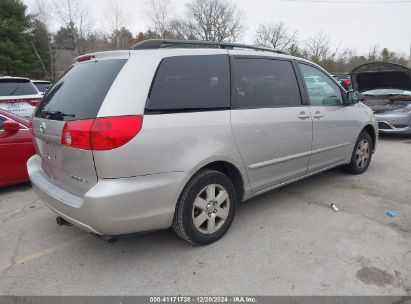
[0,77,43,117]
[32,80,52,94]
[304,75,336,96]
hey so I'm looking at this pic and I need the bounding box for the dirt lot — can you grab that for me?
[0,135,410,296]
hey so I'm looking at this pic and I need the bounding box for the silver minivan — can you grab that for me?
[28,40,378,245]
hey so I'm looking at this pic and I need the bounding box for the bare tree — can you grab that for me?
[169,18,195,40]
[34,0,54,80]
[55,0,93,55]
[368,43,380,62]
[303,32,333,63]
[104,0,129,49]
[145,0,173,38]
[172,0,245,42]
[254,22,298,51]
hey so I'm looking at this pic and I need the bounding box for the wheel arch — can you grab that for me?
[361,124,377,152]
[193,161,246,202]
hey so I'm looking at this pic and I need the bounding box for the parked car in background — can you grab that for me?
[333,73,352,90]
[0,109,35,187]
[351,62,411,134]
[331,75,339,81]
[28,40,377,245]
[304,75,335,96]
[32,80,52,94]
[0,77,42,118]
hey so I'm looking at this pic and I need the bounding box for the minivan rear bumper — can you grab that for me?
[27,155,188,235]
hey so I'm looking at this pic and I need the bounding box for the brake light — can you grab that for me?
[27,99,41,106]
[90,116,143,150]
[61,116,143,150]
[0,98,41,106]
[77,54,93,62]
[342,79,351,88]
[61,119,94,149]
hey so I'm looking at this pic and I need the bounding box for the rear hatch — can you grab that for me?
[32,56,128,197]
[0,78,42,117]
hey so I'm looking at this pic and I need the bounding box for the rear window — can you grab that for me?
[0,79,38,96]
[146,55,230,112]
[35,59,126,121]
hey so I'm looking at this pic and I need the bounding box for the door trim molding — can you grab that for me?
[248,160,348,196]
[248,142,351,170]
[248,150,311,170]
[310,142,351,156]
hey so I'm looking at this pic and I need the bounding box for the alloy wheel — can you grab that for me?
[355,139,371,169]
[191,184,230,235]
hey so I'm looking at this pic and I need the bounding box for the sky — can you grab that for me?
[21,0,411,57]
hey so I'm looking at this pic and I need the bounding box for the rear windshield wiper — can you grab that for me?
[8,85,20,96]
[41,110,76,120]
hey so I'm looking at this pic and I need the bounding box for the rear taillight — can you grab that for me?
[90,116,143,150]
[61,119,94,149]
[342,80,351,88]
[27,99,41,107]
[0,98,41,106]
[61,116,143,150]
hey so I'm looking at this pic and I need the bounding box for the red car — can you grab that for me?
[0,109,35,187]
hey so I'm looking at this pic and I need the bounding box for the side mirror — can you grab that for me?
[346,91,361,105]
[3,120,20,133]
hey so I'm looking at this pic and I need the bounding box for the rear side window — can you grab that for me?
[0,79,38,96]
[146,55,230,112]
[0,116,5,130]
[232,58,302,109]
[35,59,126,121]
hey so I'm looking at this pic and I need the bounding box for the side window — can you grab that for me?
[0,117,4,130]
[299,63,343,106]
[232,58,302,109]
[147,55,230,112]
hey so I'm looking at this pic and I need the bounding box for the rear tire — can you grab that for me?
[172,170,236,245]
[344,131,373,174]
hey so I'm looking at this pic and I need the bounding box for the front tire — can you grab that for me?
[172,170,237,245]
[344,131,373,174]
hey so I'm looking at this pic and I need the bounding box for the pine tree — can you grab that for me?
[0,0,39,77]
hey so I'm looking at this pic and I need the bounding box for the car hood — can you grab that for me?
[351,62,411,93]
[351,62,411,114]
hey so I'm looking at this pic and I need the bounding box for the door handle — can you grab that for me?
[298,112,311,119]
[313,111,324,119]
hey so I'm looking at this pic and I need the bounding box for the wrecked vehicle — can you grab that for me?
[351,62,411,134]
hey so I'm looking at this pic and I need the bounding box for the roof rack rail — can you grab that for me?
[131,39,287,55]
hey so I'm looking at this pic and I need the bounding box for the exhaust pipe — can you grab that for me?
[89,232,119,244]
[56,216,73,226]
